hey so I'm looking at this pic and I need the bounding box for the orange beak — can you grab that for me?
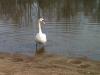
[42,20,45,24]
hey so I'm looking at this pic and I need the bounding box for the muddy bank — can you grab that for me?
[0,52,99,75]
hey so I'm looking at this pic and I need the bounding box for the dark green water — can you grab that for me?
[0,0,100,60]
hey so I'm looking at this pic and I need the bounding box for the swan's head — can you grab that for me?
[39,18,45,24]
[39,18,44,21]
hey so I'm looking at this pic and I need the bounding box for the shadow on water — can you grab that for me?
[0,0,100,21]
[0,0,100,60]
[35,46,45,56]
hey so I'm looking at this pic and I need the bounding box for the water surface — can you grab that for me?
[0,0,100,60]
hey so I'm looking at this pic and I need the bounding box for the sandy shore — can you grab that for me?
[0,52,99,75]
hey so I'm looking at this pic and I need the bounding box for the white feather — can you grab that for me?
[35,18,47,44]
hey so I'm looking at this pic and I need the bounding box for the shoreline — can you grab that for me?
[0,52,99,75]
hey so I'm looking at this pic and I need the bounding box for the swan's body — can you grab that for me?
[35,18,47,45]
[35,32,47,44]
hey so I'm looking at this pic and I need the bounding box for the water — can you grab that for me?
[0,0,100,60]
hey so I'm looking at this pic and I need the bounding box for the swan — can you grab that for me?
[35,18,47,49]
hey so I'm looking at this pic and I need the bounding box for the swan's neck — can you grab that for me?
[38,21,42,33]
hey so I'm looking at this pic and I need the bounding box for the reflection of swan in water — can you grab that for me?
[35,46,45,55]
[35,18,47,50]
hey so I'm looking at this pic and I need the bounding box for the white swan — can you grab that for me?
[35,18,47,46]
